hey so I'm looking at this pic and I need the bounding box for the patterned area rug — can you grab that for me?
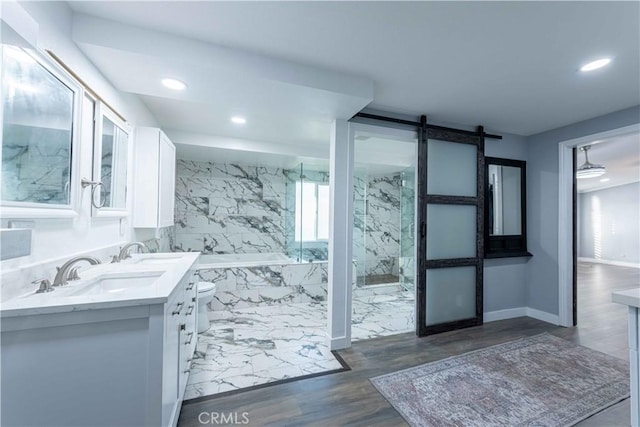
[371,333,629,427]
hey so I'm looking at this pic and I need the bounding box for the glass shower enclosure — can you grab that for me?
[285,162,330,262]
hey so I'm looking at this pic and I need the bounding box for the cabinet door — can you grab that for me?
[158,133,176,227]
[162,305,180,424]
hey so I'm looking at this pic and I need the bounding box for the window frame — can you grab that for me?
[0,45,83,219]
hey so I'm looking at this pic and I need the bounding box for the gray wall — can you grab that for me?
[578,182,640,264]
[484,132,529,313]
[526,105,640,315]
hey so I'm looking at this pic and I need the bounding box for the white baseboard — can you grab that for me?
[526,307,560,325]
[484,307,527,322]
[328,335,350,351]
[578,257,640,269]
[483,307,560,326]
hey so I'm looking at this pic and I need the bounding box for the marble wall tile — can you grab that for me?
[174,233,205,253]
[175,160,289,256]
[198,268,238,292]
[201,261,330,311]
[281,263,322,287]
[142,226,175,253]
[353,171,403,281]
[236,266,284,289]
[176,160,213,177]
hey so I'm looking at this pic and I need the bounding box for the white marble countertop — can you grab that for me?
[612,287,640,309]
[0,252,200,318]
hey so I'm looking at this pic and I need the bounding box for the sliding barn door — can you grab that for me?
[417,123,485,336]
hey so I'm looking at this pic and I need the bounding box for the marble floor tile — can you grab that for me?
[185,288,414,400]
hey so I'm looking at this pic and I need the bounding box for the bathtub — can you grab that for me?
[198,252,295,269]
[196,252,358,312]
[196,252,328,311]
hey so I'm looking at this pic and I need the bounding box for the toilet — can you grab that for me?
[197,281,216,333]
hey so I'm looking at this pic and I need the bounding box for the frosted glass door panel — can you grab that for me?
[426,266,476,325]
[427,204,476,259]
[427,139,477,197]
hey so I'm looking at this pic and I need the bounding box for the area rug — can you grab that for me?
[370,333,629,427]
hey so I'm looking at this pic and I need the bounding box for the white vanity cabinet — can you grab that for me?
[0,254,199,427]
[163,273,198,424]
[133,127,176,228]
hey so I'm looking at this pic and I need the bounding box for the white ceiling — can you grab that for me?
[577,132,640,193]
[70,11,373,153]
[69,1,639,138]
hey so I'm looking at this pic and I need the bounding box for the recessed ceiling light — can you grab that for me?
[231,116,246,125]
[161,78,187,90]
[580,58,611,72]
[600,178,610,182]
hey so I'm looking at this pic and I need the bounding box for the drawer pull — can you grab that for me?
[180,323,186,331]
[186,282,195,291]
[184,332,194,345]
[186,305,195,315]
[184,368,191,374]
[172,302,184,315]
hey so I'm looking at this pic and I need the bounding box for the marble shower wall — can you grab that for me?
[365,173,402,277]
[353,171,403,281]
[173,160,288,255]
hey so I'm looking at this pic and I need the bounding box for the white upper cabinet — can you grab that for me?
[133,127,176,228]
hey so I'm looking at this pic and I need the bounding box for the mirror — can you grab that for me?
[1,44,79,211]
[92,104,129,215]
[485,157,530,258]
[488,164,521,236]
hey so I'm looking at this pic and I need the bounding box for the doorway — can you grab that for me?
[557,123,640,327]
[351,126,417,341]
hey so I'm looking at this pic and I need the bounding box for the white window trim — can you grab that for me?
[91,101,132,219]
[0,46,83,220]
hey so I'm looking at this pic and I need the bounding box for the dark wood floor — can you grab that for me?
[178,262,639,426]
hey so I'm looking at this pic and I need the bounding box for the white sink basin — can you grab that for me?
[130,254,184,265]
[68,271,165,296]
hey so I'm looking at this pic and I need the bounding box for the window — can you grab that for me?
[1,44,83,218]
[295,181,329,241]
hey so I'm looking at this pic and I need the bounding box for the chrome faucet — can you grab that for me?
[53,256,101,286]
[116,242,149,262]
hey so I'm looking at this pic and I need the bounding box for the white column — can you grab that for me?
[327,119,354,350]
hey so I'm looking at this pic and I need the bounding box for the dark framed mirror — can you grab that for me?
[484,157,531,258]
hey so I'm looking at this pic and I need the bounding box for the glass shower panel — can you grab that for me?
[285,162,303,261]
[399,167,416,291]
[353,168,368,287]
[426,266,476,325]
[427,139,477,197]
[426,204,477,260]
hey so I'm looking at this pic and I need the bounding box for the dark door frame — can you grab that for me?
[416,122,486,336]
